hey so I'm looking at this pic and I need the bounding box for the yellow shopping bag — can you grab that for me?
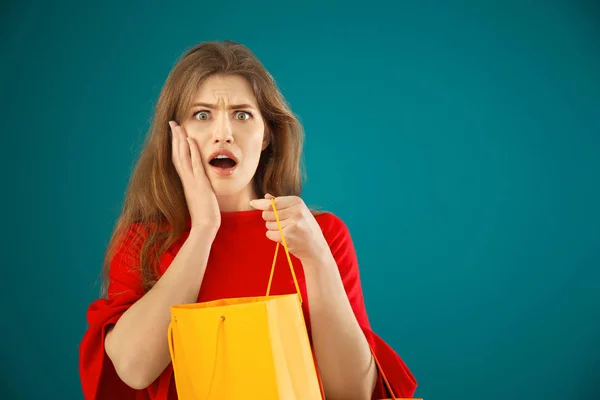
[167,199,325,399]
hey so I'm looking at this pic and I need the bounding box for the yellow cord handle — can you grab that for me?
[265,198,303,304]
[264,198,396,398]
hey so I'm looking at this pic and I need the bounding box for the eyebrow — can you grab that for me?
[190,102,256,110]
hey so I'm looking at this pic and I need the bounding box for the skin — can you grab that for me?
[105,74,376,399]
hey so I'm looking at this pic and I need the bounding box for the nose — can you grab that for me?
[212,115,234,144]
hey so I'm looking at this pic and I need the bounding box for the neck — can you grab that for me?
[216,185,260,212]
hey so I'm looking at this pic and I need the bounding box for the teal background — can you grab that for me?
[2,1,599,399]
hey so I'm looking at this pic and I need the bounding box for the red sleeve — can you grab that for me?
[79,223,150,400]
[319,213,418,399]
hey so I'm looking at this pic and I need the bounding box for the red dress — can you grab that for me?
[79,210,417,399]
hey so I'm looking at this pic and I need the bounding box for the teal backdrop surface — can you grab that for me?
[2,1,599,399]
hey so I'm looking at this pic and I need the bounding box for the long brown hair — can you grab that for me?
[102,40,317,296]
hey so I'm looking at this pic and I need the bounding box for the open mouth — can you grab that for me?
[208,151,239,176]
[209,155,237,169]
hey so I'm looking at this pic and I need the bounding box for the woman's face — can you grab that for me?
[181,74,268,203]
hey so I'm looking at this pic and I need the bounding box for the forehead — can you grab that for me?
[193,74,257,105]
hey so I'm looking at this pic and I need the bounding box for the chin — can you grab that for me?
[209,177,251,197]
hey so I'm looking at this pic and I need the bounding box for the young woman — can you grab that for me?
[79,40,417,400]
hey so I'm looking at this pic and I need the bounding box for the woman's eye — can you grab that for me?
[194,111,210,120]
[235,111,252,120]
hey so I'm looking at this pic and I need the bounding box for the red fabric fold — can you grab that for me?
[365,327,418,399]
[80,295,145,400]
[79,223,159,400]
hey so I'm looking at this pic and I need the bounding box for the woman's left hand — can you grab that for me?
[250,194,329,262]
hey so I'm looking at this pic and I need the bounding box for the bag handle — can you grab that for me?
[264,198,323,397]
[265,198,303,304]
[264,199,397,399]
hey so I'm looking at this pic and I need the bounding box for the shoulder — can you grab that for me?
[112,222,152,256]
[108,219,171,269]
[115,218,172,247]
[313,211,354,247]
[314,211,348,231]
[312,211,360,274]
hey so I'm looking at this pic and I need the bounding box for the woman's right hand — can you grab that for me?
[169,120,221,234]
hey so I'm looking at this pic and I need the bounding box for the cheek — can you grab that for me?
[183,130,211,162]
[239,128,266,158]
